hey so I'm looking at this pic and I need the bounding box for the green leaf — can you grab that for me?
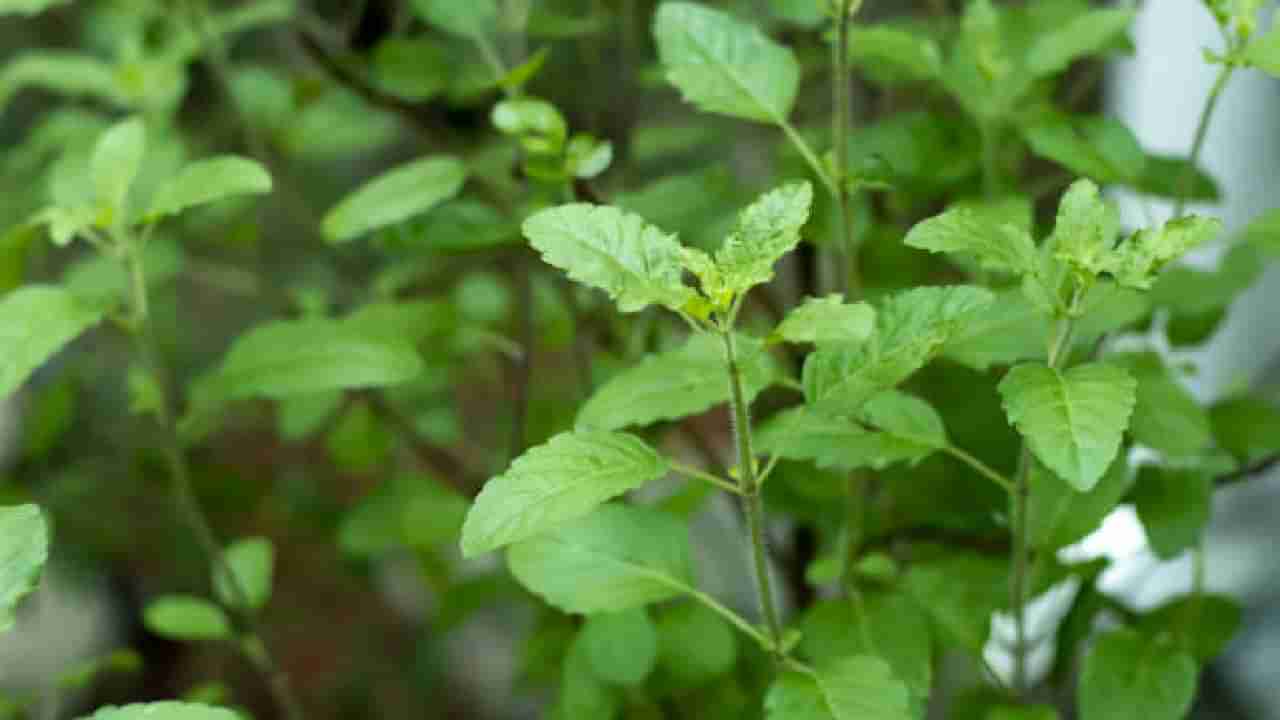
[0,0,70,15]
[0,52,124,119]
[904,196,1038,275]
[371,37,449,102]
[804,286,993,416]
[657,602,737,687]
[1021,114,1145,185]
[76,702,240,720]
[764,656,913,720]
[340,473,468,556]
[1139,594,1241,663]
[91,117,146,219]
[1024,8,1135,77]
[1045,179,1120,277]
[715,182,813,294]
[1242,24,1280,77]
[322,156,466,243]
[1078,629,1196,720]
[800,592,932,701]
[202,317,423,400]
[0,504,47,633]
[904,551,1005,653]
[0,285,104,398]
[491,97,568,151]
[1209,395,1280,463]
[774,295,875,346]
[522,203,694,313]
[1113,353,1212,457]
[214,537,274,611]
[1029,457,1131,551]
[506,503,693,613]
[846,26,943,85]
[1105,216,1223,290]
[1132,467,1212,560]
[576,333,776,431]
[143,595,232,641]
[461,431,669,557]
[581,609,658,686]
[1133,155,1220,202]
[653,2,800,124]
[146,156,272,222]
[758,391,946,471]
[411,0,497,37]
[943,289,1047,371]
[998,362,1137,491]
[1240,207,1280,255]
[557,629,622,719]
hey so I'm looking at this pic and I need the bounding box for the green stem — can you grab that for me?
[686,588,774,652]
[945,445,1015,493]
[1175,64,1234,218]
[123,239,305,720]
[671,461,743,496]
[721,329,784,659]
[1009,311,1077,696]
[780,119,836,194]
[831,0,859,297]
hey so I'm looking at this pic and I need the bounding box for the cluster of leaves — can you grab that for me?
[3,0,1280,719]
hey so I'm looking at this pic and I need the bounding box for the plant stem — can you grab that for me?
[720,329,784,659]
[780,120,836,194]
[671,461,743,495]
[831,0,859,297]
[944,445,1015,493]
[1175,64,1234,218]
[1008,312,1076,696]
[123,239,305,720]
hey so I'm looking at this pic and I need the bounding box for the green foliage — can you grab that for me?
[461,432,669,557]
[0,1,1268,717]
[654,2,799,124]
[215,537,275,611]
[323,156,466,243]
[765,656,913,720]
[0,285,103,398]
[143,595,233,641]
[522,203,693,313]
[998,363,1137,491]
[0,505,47,633]
[506,504,692,613]
[577,333,777,431]
[1078,630,1197,720]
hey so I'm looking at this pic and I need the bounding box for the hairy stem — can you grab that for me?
[1175,64,1234,218]
[721,329,784,657]
[123,239,305,720]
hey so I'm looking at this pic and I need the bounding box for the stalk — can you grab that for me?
[829,0,871,595]
[1175,64,1234,218]
[721,329,784,658]
[1009,310,1076,695]
[123,237,305,720]
[831,0,859,296]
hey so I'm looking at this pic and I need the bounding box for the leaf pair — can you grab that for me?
[30,117,271,245]
[523,181,813,317]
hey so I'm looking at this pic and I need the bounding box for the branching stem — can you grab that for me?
[122,234,305,720]
[720,328,784,660]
